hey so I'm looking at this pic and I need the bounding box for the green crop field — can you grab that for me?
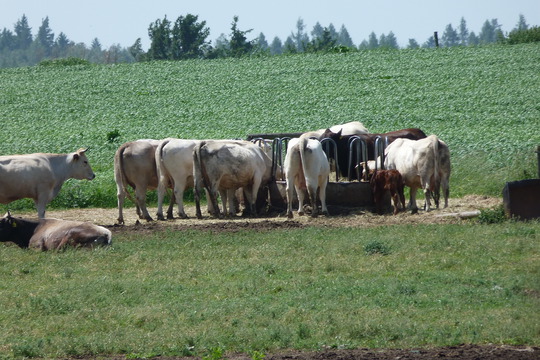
[1,44,539,212]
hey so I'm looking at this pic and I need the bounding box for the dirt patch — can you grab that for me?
[64,344,538,360]
[37,195,502,235]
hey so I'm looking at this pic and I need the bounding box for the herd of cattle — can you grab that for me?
[0,121,450,250]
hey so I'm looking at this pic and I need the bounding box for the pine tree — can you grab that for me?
[14,14,32,50]
[442,24,459,47]
[367,32,379,49]
[458,17,469,46]
[254,32,269,54]
[291,18,309,52]
[270,36,283,55]
[338,24,354,47]
[311,22,324,41]
[148,16,172,60]
[407,39,419,49]
[0,28,16,51]
[514,14,528,31]
[35,17,54,56]
[229,16,253,57]
[129,38,145,61]
[171,14,210,60]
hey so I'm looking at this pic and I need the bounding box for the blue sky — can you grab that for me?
[1,0,539,49]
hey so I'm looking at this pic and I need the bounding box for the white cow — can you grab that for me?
[384,135,443,213]
[155,138,200,220]
[193,140,272,219]
[284,137,330,218]
[0,149,95,218]
[114,140,174,224]
[301,121,369,139]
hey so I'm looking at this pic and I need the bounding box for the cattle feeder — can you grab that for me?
[247,134,392,212]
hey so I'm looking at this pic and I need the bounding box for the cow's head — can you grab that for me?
[71,148,96,180]
[1,212,20,244]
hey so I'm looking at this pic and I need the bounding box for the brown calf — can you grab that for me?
[370,170,406,215]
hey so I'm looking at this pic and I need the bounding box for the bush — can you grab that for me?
[39,57,91,67]
[507,26,540,44]
[478,205,507,224]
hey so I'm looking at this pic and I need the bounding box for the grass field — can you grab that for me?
[1,44,539,211]
[0,223,538,359]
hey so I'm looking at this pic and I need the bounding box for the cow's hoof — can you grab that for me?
[156,214,166,221]
[298,211,305,216]
[167,214,174,220]
[287,212,293,219]
[179,214,189,219]
[322,211,330,216]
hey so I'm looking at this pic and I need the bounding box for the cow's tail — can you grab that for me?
[298,136,310,182]
[155,138,170,184]
[193,141,210,218]
[430,136,441,207]
[113,143,136,204]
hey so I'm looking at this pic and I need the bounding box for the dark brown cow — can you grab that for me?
[319,128,427,180]
[0,212,111,251]
[370,170,406,215]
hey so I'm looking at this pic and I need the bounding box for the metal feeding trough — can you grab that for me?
[247,133,391,212]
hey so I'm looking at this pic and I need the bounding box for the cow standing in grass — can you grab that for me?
[284,137,330,218]
[193,140,272,219]
[114,140,175,224]
[0,149,95,218]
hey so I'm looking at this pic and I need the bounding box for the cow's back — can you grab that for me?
[0,154,54,203]
[201,141,268,189]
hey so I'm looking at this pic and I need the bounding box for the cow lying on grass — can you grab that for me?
[0,212,111,250]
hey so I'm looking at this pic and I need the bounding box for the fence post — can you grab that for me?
[537,145,540,179]
[434,31,439,48]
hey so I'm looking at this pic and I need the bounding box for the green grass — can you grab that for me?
[1,44,539,212]
[0,223,538,358]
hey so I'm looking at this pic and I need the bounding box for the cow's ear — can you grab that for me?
[73,153,80,161]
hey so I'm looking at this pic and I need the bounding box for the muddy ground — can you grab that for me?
[20,196,540,359]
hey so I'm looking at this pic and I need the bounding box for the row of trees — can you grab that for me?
[0,14,537,68]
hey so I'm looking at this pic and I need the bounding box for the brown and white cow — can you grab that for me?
[384,135,444,213]
[114,140,175,224]
[0,149,95,218]
[193,140,272,219]
[284,137,330,218]
[155,138,200,220]
[370,169,406,215]
[0,212,111,251]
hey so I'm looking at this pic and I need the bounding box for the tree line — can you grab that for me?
[0,13,538,68]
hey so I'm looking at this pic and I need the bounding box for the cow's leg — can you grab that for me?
[398,183,406,211]
[156,177,168,221]
[194,182,203,219]
[409,187,419,214]
[135,187,153,221]
[318,176,329,216]
[391,191,400,215]
[116,188,126,225]
[34,198,47,219]
[173,182,188,219]
[423,186,432,212]
[166,191,176,219]
[285,176,295,219]
[306,181,319,217]
[296,183,306,216]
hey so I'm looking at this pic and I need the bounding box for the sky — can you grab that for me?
[1,0,539,49]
